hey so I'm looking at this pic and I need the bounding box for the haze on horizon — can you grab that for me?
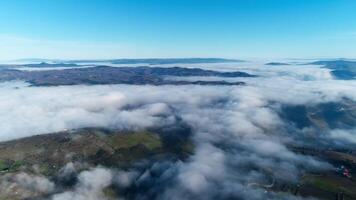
[1,0,356,60]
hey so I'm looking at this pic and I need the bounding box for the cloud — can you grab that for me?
[14,172,55,193]
[0,62,355,199]
[52,167,113,200]
[114,170,139,188]
[0,172,55,199]
[329,129,356,144]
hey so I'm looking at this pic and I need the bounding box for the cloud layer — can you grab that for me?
[0,62,355,199]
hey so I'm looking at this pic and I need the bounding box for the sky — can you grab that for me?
[0,0,356,60]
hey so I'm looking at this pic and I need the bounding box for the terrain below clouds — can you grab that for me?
[0,65,254,86]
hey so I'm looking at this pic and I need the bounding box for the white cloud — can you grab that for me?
[15,173,55,193]
[329,129,356,144]
[0,62,354,199]
[52,167,112,200]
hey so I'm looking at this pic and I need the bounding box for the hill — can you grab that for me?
[0,66,254,86]
[311,60,356,80]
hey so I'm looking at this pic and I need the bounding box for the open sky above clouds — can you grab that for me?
[1,0,356,60]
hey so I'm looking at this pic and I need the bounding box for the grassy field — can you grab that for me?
[300,173,356,200]
[107,131,162,150]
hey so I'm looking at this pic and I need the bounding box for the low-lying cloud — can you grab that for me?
[0,62,355,199]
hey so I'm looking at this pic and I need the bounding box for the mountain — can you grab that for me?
[311,60,356,80]
[281,99,356,131]
[265,62,290,66]
[71,58,244,64]
[0,66,255,86]
[15,58,244,65]
[24,62,80,68]
[0,127,193,200]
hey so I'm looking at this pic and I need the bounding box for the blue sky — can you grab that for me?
[0,0,356,60]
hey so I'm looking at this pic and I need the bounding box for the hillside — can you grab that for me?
[0,66,254,86]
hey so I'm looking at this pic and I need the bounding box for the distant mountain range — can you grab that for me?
[311,60,356,80]
[0,65,255,86]
[265,62,290,66]
[15,58,244,65]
